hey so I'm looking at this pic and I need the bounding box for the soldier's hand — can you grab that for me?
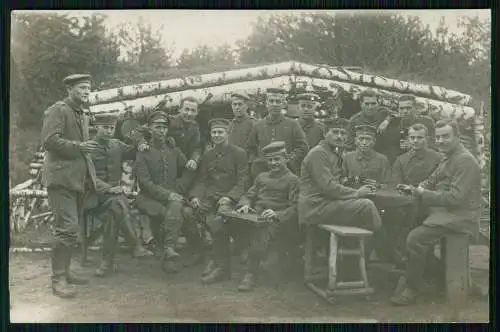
[217,197,232,207]
[186,159,198,171]
[377,119,390,134]
[261,209,277,220]
[138,142,149,152]
[169,192,184,202]
[190,197,201,209]
[236,205,250,214]
[79,141,100,154]
[356,185,375,198]
[108,186,123,194]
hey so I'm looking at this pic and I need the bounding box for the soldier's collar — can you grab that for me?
[233,112,250,123]
[356,149,375,161]
[64,97,85,113]
[265,113,285,125]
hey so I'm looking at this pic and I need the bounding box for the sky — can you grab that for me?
[14,9,491,59]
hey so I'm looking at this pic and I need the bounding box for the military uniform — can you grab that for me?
[392,142,482,305]
[342,150,391,185]
[376,114,436,165]
[346,109,389,151]
[201,142,299,291]
[42,74,106,298]
[228,92,257,151]
[248,114,309,177]
[298,119,382,231]
[134,113,192,271]
[299,118,325,149]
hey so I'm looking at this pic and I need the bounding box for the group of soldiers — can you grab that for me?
[41,74,482,307]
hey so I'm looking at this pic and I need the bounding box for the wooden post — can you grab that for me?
[304,226,314,282]
[327,233,338,290]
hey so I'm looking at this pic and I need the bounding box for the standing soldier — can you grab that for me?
[228,92,256,152]
[186,118,248,273]
[42,74,108,298]
[201,141,300,292]
[297,93,325,150]
[247,88,309,179]
[85,116,152,278]
[346,89,389,151]
[134,111,192,274]
[390,119,482,306]
[342,125,391,186]
[376,94,436,165]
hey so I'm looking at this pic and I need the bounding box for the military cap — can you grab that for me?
[323,117,349,130]
[149,111,169,124]
[95,115,117,126]
[355,124,377,137]
[398,94,416,103]
[358,89,379,100]
[63,74,92,86]
[266,87,288,95]
[261,141,287,157]
[231,92,252,101]
[296,93,321,103]
[208,118,231,130]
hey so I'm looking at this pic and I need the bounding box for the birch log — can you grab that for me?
[90,75,476,121]
[88,61,472,106]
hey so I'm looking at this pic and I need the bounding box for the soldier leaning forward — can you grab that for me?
[185,118,249,270]
[201,141,300,292]
[134,111,196,274]
[42,74,111,298]
[85,115,152,278]
[247,88,309,178]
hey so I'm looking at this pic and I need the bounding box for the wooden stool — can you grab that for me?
[304,224,374,304]
[440,234,470,313]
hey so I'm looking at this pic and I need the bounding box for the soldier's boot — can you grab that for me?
[95,222,119,278]
[182,229,206,267]
[51,246,76,298]
[162,247,182,274]
[121,213,152,258]
[201,260,216,277]
[201,254,231,284]
[237,273,256,292]
[64,247,88,285]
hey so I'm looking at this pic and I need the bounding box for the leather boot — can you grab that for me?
[95,221,119,278]
[201,260,216,277]
[51,246,76,298]
[390,287,418,306]
[121,211,152,258]
[237,273,256,292]
[162,247,181,274]
[200,266,230,284]
[64,247,88,285]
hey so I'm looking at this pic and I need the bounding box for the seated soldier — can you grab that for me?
[342,124,390,186]
[299,118,382,245]
[390,119,482,306]
[86,116,152,278]
[185,118,248,269]
[201,141,300,292]
[134,111,195,274]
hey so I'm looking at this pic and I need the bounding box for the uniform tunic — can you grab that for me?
[376,114,436,165]
[342,150,391,185]
[228,113,256,151]
[298,141,381,230]
[168,114,203,163]
[298,118,325,149]
[391,148,442,186]
[248,114,309,175]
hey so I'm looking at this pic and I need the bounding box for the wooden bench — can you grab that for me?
[304,224,374,304]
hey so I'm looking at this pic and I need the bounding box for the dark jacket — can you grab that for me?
[41,97,104,193]
[168,114,203,163]
[342,149,391,185]
[228,113,256,151]
[390,148,442,187]
[298,118,325,149]
[190,143,248,203]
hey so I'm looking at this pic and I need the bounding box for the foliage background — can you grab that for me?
[9,12,491,186]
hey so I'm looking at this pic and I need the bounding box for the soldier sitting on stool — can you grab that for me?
[201,141,300,292]
[86,115,153,278]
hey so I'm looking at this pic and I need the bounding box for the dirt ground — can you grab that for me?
[9,244,489,323]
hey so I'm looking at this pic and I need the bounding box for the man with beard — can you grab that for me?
[346,89,389,151]
[85,116,152,278]
[134,111,193,274]
[247,88,309,178]
[376,94,436,165]
[342,125,391,186]
[42,74,109,298]
[297,93,325,150]
[228,92,256,152]
[299,117,382,233]
[201,141,299,292]
[185,118,248,271]
[390,119,482,306]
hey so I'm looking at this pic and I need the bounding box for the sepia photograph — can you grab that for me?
[8,9,491,323]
